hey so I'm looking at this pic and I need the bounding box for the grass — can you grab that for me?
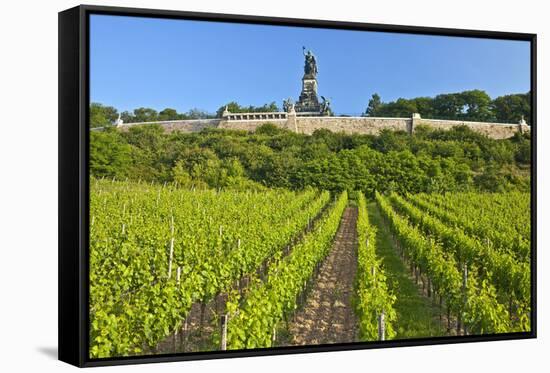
[367,202,445,339]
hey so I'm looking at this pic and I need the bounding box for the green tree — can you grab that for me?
[369,98,418,117]
[89,129,132,177]
[171,160,193,187]
[256,123,284,136]
[88,114,530,194]
[216,101,280,117]
[492,93,530,124]
[512,133,531,164]
[365,93,382,116]
[460,90,495,121]
[90,103,118,128]
[253,101,279,112]
[120,111,135,123]
[132,107,159,122]
[158,108,181,121]
[433,93,464,119]
[362,90,528,123]
[371,129,408,153]
[216,101,241,117]
[413,97,435,118]
[186,108,213,119]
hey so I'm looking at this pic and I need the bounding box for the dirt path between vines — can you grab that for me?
[285,206,359,345]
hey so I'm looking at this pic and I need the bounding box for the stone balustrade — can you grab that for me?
[223,112,288,121]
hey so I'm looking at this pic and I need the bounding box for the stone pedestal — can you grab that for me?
[295,73,321,113]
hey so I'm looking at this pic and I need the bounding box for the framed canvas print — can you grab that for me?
[58,4,536,367]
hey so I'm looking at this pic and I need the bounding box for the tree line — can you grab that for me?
[90,123,530,195]
[90,102,281,128]
[364,90,531,124]
[91,89,530,128]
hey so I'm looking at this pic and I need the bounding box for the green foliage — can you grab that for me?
[119,107,214,123]
[368,203,445,338]
[460,90,495,121]
[157,108,179,121]
[375,192,520,334]
[365,93,381,116]
[90,103,118,128]
[89,123,530,195]
[514,136,531,164]
[186,108,213,119]
[409,192,530,263]
[216,101,280,118]
[170,147,264,190]
[387,192,530,331]
[129,107,158,123]
[365,90,530,123]
[255,123,285,136]
[355,193,396,340]
[226,192,348,349]
[89,179,331,357]
[492,92,531,124]
[89,129,132,177]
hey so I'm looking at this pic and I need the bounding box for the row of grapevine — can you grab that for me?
[354,193,396,341]
[225,192,348,349]
[376,192,513,334]
[89,179,331,357]
[408,193,530,262]
[387,193,530,331]
[417,192,530,242]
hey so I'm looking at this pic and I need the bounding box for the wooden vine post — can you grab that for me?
[168,216,175,279]
[378,311,386,341]
[173,326,178,352]
[220,314,228,351]
[461,264,468,335]
[272,326,277,345]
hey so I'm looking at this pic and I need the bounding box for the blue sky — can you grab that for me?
[90,14,530,115]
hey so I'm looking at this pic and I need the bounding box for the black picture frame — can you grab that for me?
[59,4,537,368]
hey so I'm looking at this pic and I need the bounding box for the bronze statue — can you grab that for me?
[320,96,332,115]
[283,97,295,113]
[303,46,318,76]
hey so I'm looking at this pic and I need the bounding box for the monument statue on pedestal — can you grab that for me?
[295,47,322,114]
[303,47,318,76]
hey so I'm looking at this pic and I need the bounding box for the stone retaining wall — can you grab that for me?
[415,119,529,140]
[117,119,220,133]
[217,119,290,132]
[293,116,410,135]
[112,115,530,139]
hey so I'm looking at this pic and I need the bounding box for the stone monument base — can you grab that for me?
[295,76,321,113]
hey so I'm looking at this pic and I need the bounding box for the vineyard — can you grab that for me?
[89,178,531,358]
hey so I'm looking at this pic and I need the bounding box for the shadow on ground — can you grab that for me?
[37,346,58,360]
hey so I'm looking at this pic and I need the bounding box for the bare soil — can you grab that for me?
[284,206,359,346]
[151,294,224,354]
